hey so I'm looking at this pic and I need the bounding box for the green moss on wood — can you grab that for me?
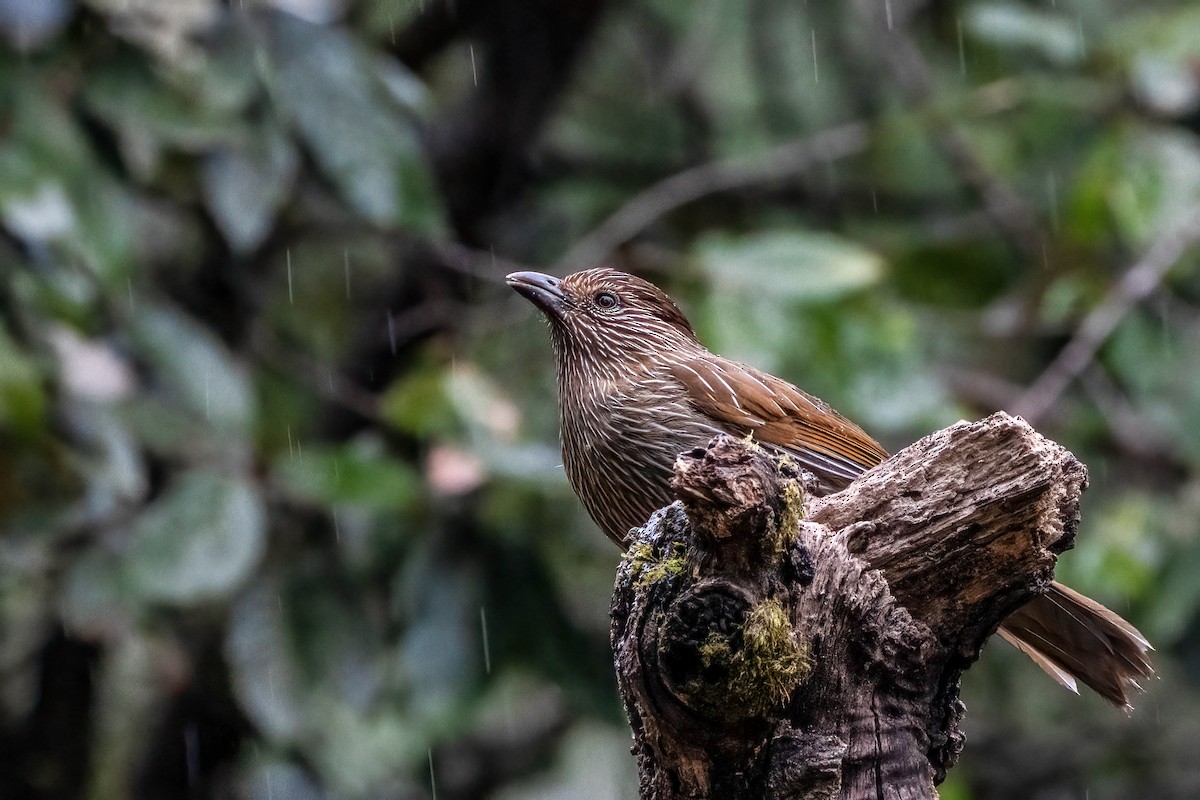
[729,436,807,551]
[698,597,810,716]
[777,479,806,545]
[627,541,688,589]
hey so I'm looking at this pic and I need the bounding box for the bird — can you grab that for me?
[507,266,1153,708]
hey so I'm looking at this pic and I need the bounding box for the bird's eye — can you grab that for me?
[595,291,619,310]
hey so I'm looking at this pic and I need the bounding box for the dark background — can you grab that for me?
[2,0,1200,798]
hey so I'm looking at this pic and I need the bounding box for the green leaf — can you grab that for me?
[867,111,959,197]
[70,178,136,282]
[1056,493,1160,603]
[1130,55,1200,117]
[240,762,323,800]
[1106,313,1200,465]
[273,444,420,512]
[265,13,440,230]
[380,361,460,438]
[965,2,1086,66]
[0,324,46,438]
[83,58,247,178]
[1109,6,1200,63]
[695,229,884,303]
[227,581,424,786]
[58,401,146,513]
[309,702,424,796]
[202,121,299,253]
[891,241,1014,308]
[1070,127,1200,245]
[1142,543,1200,645]
[131,305,254,434]
[0,86,136,282]
[126,470,266,604]
[188,23,262,116]
[61,550,135,634]
[0,82,94,192]
[226,584,306,741]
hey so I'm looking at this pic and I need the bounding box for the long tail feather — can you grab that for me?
[998,582,1153,709]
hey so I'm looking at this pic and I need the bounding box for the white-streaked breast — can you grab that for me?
[558,371,724,546]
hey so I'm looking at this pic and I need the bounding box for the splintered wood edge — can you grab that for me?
[806,411,1086,634]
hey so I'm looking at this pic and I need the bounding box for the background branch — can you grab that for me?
[1013,209,1200,424]
[554,122,870,270]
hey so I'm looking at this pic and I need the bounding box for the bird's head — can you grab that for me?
[507,268,700,368]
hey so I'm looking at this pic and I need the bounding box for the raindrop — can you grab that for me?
[343,249,351,299]
[469,44,479,88]
[956,17,966,77]
[184,722,200,787]
[429,748,438,799]
[1046,172,1059,231]
[480,606,492,674]
[1076,16,1086,56]
[332,509,341,542]
[811,29,819,84]
[286,250,294,304]
[884,0,894,30]
[127,276,135,311]
[1156,296,1172,355]
[287,425,295,459]
[871,188,879,213]
[387,311,397,355]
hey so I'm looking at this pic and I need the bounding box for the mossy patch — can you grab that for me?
[776,479,806,548]
[697,597,810,716]
[739,436,807,551]
[627,541,688,589]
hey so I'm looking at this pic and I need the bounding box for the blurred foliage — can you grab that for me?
[1,0,1200,798]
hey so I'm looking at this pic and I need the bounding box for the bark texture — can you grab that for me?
[610,412,1087,800]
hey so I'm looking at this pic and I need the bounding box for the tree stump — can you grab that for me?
[610,412,1088,800]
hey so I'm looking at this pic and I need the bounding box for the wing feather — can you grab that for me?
[669,356,888,491]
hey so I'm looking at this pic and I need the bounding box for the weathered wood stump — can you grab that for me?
[610,412,1087,799]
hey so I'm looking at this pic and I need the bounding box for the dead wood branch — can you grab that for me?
[611,412,1085,799]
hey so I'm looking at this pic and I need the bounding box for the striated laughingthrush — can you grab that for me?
[508,266,1153,708]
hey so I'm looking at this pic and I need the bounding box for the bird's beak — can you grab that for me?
[506,271,568,317]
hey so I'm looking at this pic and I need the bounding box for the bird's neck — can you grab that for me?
[552,331,702,406]
[554,341,636,404]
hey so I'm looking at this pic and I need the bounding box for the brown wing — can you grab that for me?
[668,355,889,491]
